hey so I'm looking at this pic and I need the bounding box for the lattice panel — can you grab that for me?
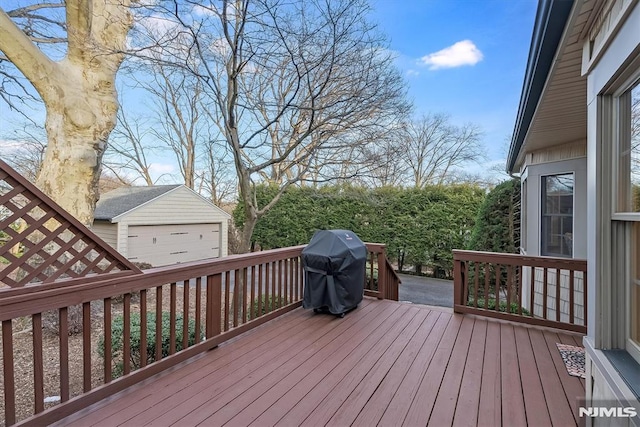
[0,160,140,288]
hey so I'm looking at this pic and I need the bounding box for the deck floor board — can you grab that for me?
[53,299,585,427]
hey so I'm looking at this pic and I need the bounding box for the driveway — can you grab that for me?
[397,273,453,308]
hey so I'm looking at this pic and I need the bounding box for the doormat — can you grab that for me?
[556,343,586,379]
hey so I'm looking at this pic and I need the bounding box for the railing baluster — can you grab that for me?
[83,301,91,392]
[140,289,148,368]
[233,269,239,328]
[242,268,248,323]
[299,256,304,301]
[264,263,270,314]
[169,282,177,355]
[206,275,214,337]
[289,258,294,303]
[484,263,490,309]
[59,307,69,402]
[278,260,284,307]
[294,258,300,301]
[498,264,504,311]
[250,265,256,320]
[258,264,263,318]
[104,297,112,383]
[517,266,523,316]
[462,260,469,304]
[123,293,131,375]
[3,319,16,426]
[155,286,163,362]
[530,268,536,317]
[555,268,561,322]
[224,271,230,331]
[569,270,575,324]
[195,278,201,343]
[271,261,276,310]
[212,274,221,335]
[183,280,189,350]
[542,268,548,320]
[506,265,513,313]
[474,263,479,308]
[32,313,44,414]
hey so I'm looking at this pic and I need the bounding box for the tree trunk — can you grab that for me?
[36,61,119,226]
[0,2,132,226]
[238,212,258,254]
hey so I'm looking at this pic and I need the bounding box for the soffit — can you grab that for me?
[518,1,595,164]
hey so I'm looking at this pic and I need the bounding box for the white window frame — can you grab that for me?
[611,73,640,363]
[540,172,575,258]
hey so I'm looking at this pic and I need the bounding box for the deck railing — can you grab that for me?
[0,243,398,426]
[453,250,587,334]
[364,243,401,301]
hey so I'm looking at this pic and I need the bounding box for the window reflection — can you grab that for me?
[541,174,574,257]
[620,82,640,212]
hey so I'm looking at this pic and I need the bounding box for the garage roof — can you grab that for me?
[95,185,181,221]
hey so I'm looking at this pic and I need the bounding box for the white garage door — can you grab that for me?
[127,223,221,266]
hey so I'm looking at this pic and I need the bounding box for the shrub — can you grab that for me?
[42,302,101,336]
[249,296,288,320]
[468,298,531,316]
[98,311,201,377]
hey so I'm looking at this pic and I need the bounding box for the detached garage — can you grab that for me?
[92,185,230,266]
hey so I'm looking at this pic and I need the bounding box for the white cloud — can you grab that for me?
[420,40,483,70]
[406,69,420,77]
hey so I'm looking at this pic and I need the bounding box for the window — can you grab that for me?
[614,78,640,362]
[616,81,640,213]
[541,173,574,257]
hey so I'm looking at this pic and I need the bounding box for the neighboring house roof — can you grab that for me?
[94,185,181,221]
[507,0,574,173]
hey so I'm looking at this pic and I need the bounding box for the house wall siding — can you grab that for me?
[522,140,587,169]
[521,156,588,259]
[90,220,118,249]
[584,0,640,414]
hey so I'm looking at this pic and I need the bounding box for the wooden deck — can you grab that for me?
[53,298,585,427]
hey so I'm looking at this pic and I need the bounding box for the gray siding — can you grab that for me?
[91,220,118,249]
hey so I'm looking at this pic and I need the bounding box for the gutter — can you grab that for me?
[506,0,574,174]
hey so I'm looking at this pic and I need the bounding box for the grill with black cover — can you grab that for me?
[302,230,366,316]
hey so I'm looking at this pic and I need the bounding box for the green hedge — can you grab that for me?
[234,183,485,278]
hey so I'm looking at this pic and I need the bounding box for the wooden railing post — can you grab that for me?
[3,319,16,426]
[377,251,387,300]
[206,273,222,339]
[453,256,463,312]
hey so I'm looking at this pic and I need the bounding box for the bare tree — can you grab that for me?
[105,108,158,186]
[197,138,237,206]
[0,124,48,182]
[133,0,408,252]
[145,64,205,189]
[0,1,133,225]
[400,113,484,188]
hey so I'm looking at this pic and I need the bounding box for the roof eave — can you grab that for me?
[507,0,575,174]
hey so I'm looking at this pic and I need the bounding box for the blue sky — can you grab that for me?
[0,0,538,177]
[369,0,537,166]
